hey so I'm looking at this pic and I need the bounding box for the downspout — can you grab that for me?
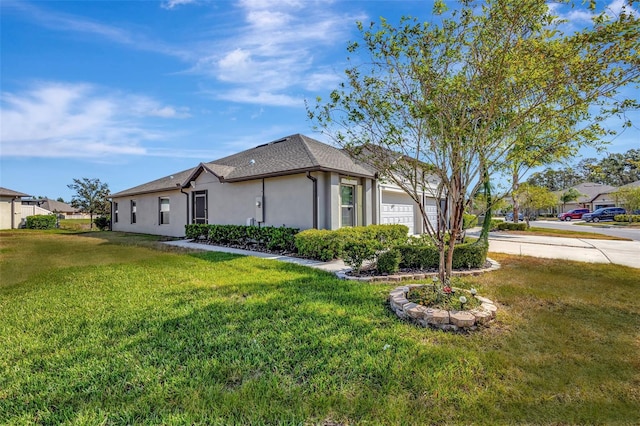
[179,184,189,228]
[306,172,318,229]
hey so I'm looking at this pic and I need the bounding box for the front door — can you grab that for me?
[340,184,355,227]
[192,191,208,224]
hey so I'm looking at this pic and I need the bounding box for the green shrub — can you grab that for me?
[341,237,380,274]
[451,242,488,269]
[294,229,343,261]
[615,214,640,223]
[264,226,298,252]
[25,214,57,230]
[184,224,298,251]
[397,244,440,269]
[489,219,503,231]
[463,213,478,230]
[496,222,527,231]
[185,224,209,240]
[376,248,401,274]
[94,216,111,231]
[396,242,487,270]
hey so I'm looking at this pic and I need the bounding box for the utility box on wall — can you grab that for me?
[255,196,264,223]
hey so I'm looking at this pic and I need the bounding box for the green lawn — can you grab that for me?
[1,231,639,425]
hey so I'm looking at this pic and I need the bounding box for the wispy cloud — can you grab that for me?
[161,0,198,10]
[2,1,191,60]
[193,0,364,106]
[0,82,190,159]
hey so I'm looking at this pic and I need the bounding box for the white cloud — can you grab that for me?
[0,82,189,159]
[216,88,302,107]
[3,1,190,60]
[161,0,198,10]
[192,0,363,106]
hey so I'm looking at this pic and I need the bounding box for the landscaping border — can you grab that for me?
[334,257,500,282]
[389,285,498,331]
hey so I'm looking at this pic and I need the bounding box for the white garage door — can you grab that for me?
[381,191,415,234]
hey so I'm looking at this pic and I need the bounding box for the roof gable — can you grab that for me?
[0,187,30,197]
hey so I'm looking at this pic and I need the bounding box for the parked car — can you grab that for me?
[505,212,536,222]
[505,212,523,222]
[558,208,590,221]
[582,207,626,223]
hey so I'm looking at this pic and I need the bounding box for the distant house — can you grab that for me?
[110,134,441,238]
[556,181,640,213]
[22,198,88,219]
[0,187,30,229]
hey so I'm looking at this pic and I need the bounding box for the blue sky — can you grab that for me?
[1,0,638,201]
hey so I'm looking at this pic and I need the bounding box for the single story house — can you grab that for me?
[21,198,88,219]
[110,134,440,238]
[0,187,30,230]
[556,180,640,213]
[556,182,617,212]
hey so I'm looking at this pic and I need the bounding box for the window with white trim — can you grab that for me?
[159,197,170,225]
[131,200,137,224]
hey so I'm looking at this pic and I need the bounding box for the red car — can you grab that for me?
[558,208,590,221]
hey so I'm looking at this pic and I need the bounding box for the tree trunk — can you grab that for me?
[479,164,492,244]
[512,170,520,224]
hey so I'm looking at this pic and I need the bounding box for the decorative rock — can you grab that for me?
[390,296,409,312]
[449,310,475,327]
[387,276,403,282]
[475,296,495,305]
[481,302,498,318]
[402,302,419,314]
[470,308,492,325]
[424,308,450,325]
[406,304,428,320]
[387,285,497,331]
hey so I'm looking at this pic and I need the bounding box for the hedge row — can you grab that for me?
[496,222,527,231]
[185,224,298,252]
[395,242,488,270]
[25,214,57,229]
[614,214,640,222]
[294,224,409,262]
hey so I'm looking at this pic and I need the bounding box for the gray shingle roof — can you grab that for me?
[111,134,376,197]
[110,167,196,197]
[556,182,617,203]
[205,134,376,182]
[0,187,30,197]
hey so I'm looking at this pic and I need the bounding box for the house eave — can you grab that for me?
[222,166,375,183]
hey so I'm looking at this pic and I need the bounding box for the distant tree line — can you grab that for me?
[527,149,640,191]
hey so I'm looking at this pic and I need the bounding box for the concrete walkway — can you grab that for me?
[163,240,349,272]
[468,230,640,269]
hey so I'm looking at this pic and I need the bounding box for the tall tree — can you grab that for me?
[559,188,583,213]
[310,0,639,281]
[614,186,640,214]
[515,184,558,227]
[67,178,111,229]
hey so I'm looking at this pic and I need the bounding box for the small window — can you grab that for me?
[159,197,170,225]
[131,200,137,224]
[114,202,119,223]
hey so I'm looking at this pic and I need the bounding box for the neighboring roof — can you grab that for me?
[41,199,78,213]
[203,134,376,182]
[112,134,377,197]
[557,182,617,203]
[619,180,640,189]
[111,167,196,198]
[0,187,30,197]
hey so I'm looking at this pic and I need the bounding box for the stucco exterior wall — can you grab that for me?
[196,173,314,230]
[111,189,188,237]
[0,197,22,230]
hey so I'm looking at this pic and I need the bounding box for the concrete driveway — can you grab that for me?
[479,232,640,269]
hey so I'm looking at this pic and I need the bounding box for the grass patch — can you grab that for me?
[499,226,631,241]
[1,231,639,424]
